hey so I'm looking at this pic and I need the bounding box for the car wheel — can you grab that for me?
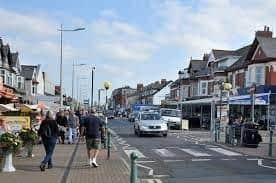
[163,133,168,137]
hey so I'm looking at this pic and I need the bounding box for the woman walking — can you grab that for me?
[38,111,59,171]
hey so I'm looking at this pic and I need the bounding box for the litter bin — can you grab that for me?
[241,123,262,148]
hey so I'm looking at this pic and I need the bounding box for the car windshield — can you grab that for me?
[141,113,161,120]
[161,110,181,117]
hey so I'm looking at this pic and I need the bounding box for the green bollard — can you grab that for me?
[269,129,273,157]
[130,152,138,183]
[107,130,111,159]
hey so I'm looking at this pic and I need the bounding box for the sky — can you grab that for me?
[1,0,276,104]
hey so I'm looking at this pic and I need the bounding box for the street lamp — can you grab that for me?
[91,67,96,110]
[57,24,85,108]
[104,81,111,111]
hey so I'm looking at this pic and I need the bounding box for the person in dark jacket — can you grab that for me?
[56,110,68,144]
[38,111,60,171]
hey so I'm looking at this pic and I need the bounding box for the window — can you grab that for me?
[6,72,12,86]
[18,76,24,89]
[0,69,5,85]
[192,83,198,96]
[32,84,37,95]
[248,67,254,86]
[13,74,17,87]
[255,65,264,85]
[200,81,208,95]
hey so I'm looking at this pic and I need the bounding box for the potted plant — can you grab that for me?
[19,128,38,158]
[0,132,22,172]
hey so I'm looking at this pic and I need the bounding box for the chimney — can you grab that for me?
[255,25,273,38]
[161,79,167,85]
[137,83,143,92]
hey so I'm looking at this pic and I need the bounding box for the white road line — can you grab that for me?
[247,158,263,161]
[164,159,185,163]
[154,149,176,157]
[137,160,156,163]
[121,157,130,171]
[258,159,276,170]
[208,147,242,156]
[180,148,212,157]
[137,164,154,176]
[111,141,118,151]
[124,149,146,158]
[191,159,211,162]
[221,158,237,161]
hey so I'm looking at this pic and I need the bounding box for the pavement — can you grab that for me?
[0,141,129,183]
[109,119,276,183]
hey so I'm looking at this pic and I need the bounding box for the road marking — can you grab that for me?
[152,175,170,178]
[111,141,118,151]
[221,158,237,161]
[258,159,276,170]
[154,149,176,157]
[143,179,163,183]
[247,158,263,161]
[191,158,211,162]
[208,147,242,156]
[180,148,211,157]
[124,149,146,158]
[164,159,185,163]
[137,164,154,176]
[137,160,156,163]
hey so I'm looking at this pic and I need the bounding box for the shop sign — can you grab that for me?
[0,116,31,134]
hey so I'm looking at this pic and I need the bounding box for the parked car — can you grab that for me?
[160,108,181,129]
[134,111,168,137]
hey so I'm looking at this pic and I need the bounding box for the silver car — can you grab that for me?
[134,111,168,137]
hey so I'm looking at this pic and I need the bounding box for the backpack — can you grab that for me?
[41,123,52,138]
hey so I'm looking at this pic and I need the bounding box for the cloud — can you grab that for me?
[99,9,119,19]
[0,8,57,37]
[101,64,134,78]
[89,18,158,62]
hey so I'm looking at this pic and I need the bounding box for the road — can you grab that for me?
[108,119,276,183]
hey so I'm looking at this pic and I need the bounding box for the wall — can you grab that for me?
[153,85,170,105]
[36,68,44,95]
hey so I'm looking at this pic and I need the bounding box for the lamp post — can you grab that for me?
[104,81,111,111]
[91,67,96,110]
[57,24,85,108]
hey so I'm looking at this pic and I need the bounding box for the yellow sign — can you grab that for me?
[0,116,31,133]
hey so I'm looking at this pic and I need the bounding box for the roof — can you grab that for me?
[226,45,251,71]
[256,37,276,57]
[21,65,35,80]
[212,50,236,59]
[188,59,207,74]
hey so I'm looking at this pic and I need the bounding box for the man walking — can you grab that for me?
[81,108,104,167]
[68,110,79,144]
[56,110,68,144]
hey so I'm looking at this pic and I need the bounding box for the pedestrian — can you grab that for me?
[38,111,60,171]
[56,110,68,144]
[80,108,104,167]
[68,110,79,144]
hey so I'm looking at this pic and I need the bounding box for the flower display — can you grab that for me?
[0,132,22,153]
[19,128,38,145]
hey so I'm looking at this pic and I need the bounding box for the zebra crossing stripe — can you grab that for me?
[124,149,146,158]
[180,148,212,157]
[208,147,242,156]
[154,149,176,157]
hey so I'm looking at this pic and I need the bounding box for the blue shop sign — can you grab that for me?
[229,93,270,105]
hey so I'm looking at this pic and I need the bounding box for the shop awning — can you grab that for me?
[229,93,270,105]
[0,104,19,113]
[180,97,221,105]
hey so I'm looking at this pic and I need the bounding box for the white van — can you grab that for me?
[160,108,181,129]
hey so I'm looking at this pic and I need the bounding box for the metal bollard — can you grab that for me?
[104,117,108,149]
[130,152,138,183]
[269,129,273,157]
[214,123,218,142]
[107,130,111,159]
